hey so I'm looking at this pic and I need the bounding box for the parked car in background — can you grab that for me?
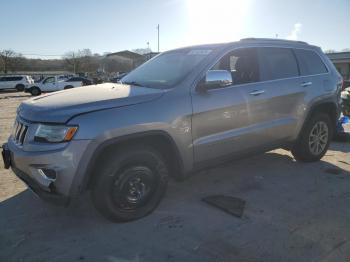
[0,75,34,91]
[3,38,342,222]
[92,77,103,84]
[343,80,350,90]
[66,77,92,86]
[57,74,75,81]
[110,72,127,83]
[341,86,350,116]
[24,76,82,95]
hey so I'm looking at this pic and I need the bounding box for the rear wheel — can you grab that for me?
[91,146,168,222]
[15,84,25,92]
[292,114,333,162]
[30,86,41,96]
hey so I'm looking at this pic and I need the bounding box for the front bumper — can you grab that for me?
[12,166,69,205]
[4,139,91,201]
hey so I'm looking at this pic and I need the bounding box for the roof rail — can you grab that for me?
[240,38,308,45]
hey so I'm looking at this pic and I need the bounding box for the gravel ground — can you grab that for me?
[1,91,350,262]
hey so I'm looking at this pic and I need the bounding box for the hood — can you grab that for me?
[18,83,164,123]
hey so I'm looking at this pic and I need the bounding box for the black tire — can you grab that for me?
[291,113,333,162]
[91,146,169,222]
[64,85,73,90]
[30,86,41,96]
[15,84,25,92]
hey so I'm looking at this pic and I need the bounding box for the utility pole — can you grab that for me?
[157,24,160,52]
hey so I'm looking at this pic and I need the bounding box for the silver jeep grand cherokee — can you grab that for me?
[2,38,342,222]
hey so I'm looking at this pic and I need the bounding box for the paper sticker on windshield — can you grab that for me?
[187,50,212,55]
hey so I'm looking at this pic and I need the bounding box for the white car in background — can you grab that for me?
[25,76,83,96]
[0,75,34,91]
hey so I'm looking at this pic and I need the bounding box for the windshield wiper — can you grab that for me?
[121,81,143,87]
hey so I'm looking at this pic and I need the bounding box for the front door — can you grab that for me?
[42,77,57,91]
[191,47,263,163]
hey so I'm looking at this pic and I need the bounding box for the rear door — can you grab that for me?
[251,47,305,143]
[0,77,5,89]
[1,77,12,89]
[293,48,330,93]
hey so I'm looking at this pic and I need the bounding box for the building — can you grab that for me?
[327,52,350,80]
[104,51,160,74]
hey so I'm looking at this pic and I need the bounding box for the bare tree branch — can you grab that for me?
[0,49,18,73]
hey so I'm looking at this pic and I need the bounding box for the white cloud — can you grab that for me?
[287,23,302,40]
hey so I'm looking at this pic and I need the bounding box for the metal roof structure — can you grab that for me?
[106,50,143,60]
[327,52,350,63]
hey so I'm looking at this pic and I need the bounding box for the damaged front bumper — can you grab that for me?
[12,166,70,205]
[3,138,90,205]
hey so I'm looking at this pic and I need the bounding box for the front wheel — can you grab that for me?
[30,87,41,96]
[291,114,333,162]
[91,146,169,222]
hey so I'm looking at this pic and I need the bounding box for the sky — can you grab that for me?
[0,0,349,59]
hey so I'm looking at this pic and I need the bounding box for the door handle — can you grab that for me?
[249,90,265,96]
[301,81,312,87]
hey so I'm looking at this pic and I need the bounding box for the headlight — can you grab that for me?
[34,124,78,143]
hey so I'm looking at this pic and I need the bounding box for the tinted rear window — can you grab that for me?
[67,77,79,81]
[259,47,299,81]
[294,49,328,76]
[2,76,23,81]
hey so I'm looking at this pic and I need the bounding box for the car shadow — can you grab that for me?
[0,90,30,99]
[0,89,22,94]
[329,141,350,153]
[1,151,350,261]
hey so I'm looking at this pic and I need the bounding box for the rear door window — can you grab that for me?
[259,47,299,81]
[294,49,328,76]
[14,77,23,81]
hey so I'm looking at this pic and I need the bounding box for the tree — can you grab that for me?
[0,49,19,73]
[63,49,100,73]
[324,49,336,54]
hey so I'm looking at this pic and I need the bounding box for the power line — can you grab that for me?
[21,53,64,57]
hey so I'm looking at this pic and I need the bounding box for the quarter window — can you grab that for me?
[259,47,299,81]
[294,49,328,75]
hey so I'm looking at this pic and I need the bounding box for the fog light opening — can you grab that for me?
[38,168,57,181]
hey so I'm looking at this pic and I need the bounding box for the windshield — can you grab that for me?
[121,49,212,89]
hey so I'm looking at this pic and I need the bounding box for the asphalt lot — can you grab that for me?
[1,91,350,262]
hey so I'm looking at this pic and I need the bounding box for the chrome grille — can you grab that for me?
[12,120,28,145]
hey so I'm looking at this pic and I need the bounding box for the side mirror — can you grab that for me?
[196,70,233,92]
